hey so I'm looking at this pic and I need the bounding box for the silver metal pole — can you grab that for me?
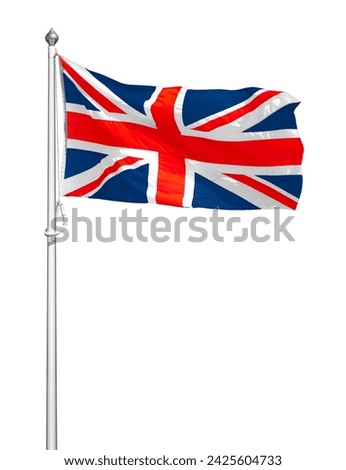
[45,27,59,451]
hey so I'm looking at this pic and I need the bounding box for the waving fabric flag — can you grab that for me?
[60,57,303,210]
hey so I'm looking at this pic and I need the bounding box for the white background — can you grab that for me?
[0,1,345,469]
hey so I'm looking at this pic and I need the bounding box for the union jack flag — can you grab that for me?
[60,57,303,210]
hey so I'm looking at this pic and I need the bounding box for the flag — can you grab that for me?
[60,57,303,210]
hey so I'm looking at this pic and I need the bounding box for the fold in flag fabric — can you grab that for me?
[60,57,304,210]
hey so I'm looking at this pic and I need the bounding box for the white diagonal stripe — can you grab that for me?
[174,87,300,142]
[61,57,157,126]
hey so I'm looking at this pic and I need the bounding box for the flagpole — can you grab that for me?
[45,27,59,450]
